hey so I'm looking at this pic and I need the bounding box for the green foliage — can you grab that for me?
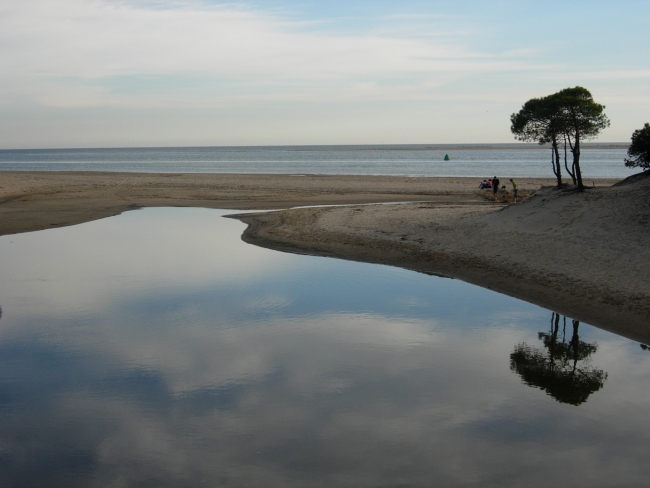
[625,123,650,170]
[510,96,561,145]
[552,86,610,141]
[510,87,609,145]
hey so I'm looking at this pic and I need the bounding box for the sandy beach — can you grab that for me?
[0,172,561,234]
[1,170,647,342]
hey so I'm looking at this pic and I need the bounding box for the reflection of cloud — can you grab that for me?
[0,306,649,486]
[0,208,292,317]
[242,294,293,314]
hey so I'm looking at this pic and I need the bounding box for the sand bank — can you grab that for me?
[231,173,650,344]
[1,170,645,342]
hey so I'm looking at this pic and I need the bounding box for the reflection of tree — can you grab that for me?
[510,312,607,406]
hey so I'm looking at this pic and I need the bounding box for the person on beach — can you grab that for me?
[492,176,500,201]
[510,178,518,202]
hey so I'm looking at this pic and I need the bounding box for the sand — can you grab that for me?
[1,170,646,342]
[0,171,564,234]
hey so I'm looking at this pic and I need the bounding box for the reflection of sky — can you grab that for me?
[0,208,649,486]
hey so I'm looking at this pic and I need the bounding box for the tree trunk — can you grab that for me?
[551,148,557,179]
[564,138,577,185]
[549,313,560,362]
[573,131,584,190]
[552,134,562,188]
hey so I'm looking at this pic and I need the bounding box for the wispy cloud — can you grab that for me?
[0,0,540,108]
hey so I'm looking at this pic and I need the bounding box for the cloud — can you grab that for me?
[0,0,539,108]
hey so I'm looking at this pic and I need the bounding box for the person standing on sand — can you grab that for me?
[510,178,518,202]
[492,176,500,201]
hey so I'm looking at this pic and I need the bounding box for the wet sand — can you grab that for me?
[1,170,647,342]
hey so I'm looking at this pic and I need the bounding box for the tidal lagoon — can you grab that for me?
[0,208,648,487]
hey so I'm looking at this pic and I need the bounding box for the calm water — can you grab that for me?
[0,208,649,486]
[0,144,636,178]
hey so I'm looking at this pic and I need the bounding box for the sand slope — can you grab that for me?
[232,172,650,343]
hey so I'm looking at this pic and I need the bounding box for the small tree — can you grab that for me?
[554,87,610,190]
[624,123,650,170]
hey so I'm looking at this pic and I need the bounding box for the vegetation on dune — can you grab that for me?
[625,123,650,171]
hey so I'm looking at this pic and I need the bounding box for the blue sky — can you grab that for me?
[1,0,648,148]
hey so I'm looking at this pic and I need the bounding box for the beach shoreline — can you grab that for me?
[1,170,647,342]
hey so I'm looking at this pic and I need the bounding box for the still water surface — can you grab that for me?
[0,208,648,487]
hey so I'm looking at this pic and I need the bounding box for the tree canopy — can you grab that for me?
[625,123,650,170]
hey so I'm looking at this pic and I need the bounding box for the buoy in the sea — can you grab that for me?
[444,154,450,161]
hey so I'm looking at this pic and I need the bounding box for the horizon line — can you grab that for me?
[0,142,630,152]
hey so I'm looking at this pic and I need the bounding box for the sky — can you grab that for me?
[1,0,649,148]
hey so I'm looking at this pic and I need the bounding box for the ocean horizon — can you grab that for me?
[0,143,634,179]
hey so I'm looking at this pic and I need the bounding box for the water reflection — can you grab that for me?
[0,209,649,487]
[510,312,608,405]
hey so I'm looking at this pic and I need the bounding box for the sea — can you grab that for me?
[0,143,636,179]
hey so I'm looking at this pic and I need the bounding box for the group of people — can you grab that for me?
[479,176,518,202]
